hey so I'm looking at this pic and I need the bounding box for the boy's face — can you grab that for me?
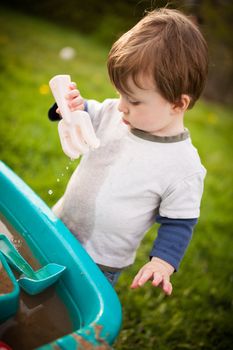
[117,76,184,136]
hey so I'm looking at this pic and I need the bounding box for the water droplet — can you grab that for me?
[57,178,60,182]
[66,166,69,170]
[48,189,53,195]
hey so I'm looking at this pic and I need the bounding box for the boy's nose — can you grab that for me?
[118,98,129,114]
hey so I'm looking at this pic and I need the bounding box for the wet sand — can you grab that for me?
[0,215,73,349]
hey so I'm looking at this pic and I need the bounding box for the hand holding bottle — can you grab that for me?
[49,75,100,159]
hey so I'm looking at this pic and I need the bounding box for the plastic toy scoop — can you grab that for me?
[49,74,100,159]
[0,234,66,295]
[0,252,20,322]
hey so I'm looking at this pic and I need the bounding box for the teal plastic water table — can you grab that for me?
[0,161,122,349]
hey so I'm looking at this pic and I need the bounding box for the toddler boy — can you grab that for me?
[49,8,208,295]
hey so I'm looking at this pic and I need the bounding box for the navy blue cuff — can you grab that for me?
[84,100,88,112]
[150,215,198,271]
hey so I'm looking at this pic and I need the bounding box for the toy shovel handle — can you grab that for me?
[0,234,35,278]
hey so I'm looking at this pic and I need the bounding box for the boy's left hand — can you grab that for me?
[130,257,175,295]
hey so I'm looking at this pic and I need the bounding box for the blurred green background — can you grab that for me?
[0,1,233,349]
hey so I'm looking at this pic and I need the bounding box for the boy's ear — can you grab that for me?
[172,94,191,114]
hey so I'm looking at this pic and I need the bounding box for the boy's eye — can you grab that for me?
[129,101,140,106]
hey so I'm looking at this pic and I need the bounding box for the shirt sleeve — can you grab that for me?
[159,170,206,219]
[150,215,198,271]
[85,98,119,131]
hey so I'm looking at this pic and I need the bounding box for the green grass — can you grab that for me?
[0,6,233,350]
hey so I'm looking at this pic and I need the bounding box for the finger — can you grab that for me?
[130,270,144,289]
[152,272,163,287]
[137,270,154,287]
[66,89,80,99]
[71,103,84,112]
[56,108,61,115]
[68,97,84,110]
[69,82,77,90]
[162,278,173,296]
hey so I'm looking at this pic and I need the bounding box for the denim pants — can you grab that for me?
[101,269,121,287]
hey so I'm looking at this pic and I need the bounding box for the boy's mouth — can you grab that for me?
[122,118,130,125]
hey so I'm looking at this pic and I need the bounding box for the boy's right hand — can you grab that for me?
[56,82,85,114]
[50,75,100,159]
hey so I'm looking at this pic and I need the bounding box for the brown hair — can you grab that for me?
[107,8,208,109]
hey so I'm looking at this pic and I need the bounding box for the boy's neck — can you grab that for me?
[150,113,185,137]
